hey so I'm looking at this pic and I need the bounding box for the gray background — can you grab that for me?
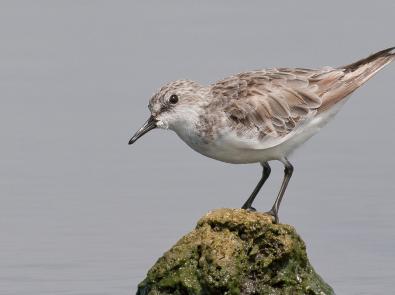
[0,1,394,294]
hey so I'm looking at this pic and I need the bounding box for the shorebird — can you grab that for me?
[129,47,394,223]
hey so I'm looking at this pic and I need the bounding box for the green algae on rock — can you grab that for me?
[136,208,334,295]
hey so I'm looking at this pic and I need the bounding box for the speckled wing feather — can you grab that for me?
[209,67,346,147]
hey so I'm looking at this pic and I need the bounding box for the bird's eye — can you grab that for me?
[169,94,178,104]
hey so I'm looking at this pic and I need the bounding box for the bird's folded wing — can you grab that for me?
[210,68,346,148]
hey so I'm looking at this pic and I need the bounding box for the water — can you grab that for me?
[1,1,394,294]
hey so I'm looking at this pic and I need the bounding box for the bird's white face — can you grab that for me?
[148,89,186,131]
[128,80,207,145]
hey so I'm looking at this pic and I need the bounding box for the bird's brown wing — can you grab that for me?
[206,48,394,148]
[209,68,346,147]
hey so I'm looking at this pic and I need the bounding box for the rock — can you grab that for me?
[136,208,334,295]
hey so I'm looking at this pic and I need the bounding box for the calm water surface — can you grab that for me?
[1,2,394,294]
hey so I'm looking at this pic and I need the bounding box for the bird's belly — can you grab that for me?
[198,144,281,164]
[193,135,293,164]
[181,134,286,164]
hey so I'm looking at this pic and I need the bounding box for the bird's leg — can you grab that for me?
[241,162,271,211]
[267,159,294,223]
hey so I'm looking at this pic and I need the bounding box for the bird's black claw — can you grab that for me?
[241,205,256,212]
[265,208,279,224]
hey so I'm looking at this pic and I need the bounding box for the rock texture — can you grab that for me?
[136,209,334,295]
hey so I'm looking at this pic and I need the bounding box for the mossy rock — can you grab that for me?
[137,208,334,295]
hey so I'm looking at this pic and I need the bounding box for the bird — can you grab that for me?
[128,47,394,223]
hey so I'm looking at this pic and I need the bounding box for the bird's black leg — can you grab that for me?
[267,159,294,223]
[241,162,271,211]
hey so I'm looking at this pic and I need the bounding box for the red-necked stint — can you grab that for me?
[129,47,394,223]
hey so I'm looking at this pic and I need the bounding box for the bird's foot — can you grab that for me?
[241,205,256,212]
[265,208,279,224]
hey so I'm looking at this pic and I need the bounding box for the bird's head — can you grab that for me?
[129,80,207,145]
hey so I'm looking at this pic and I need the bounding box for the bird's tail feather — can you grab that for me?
[319,47,394,112]
[341,46,395,85]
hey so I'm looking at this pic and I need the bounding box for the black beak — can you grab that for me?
[128,116,157,145]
